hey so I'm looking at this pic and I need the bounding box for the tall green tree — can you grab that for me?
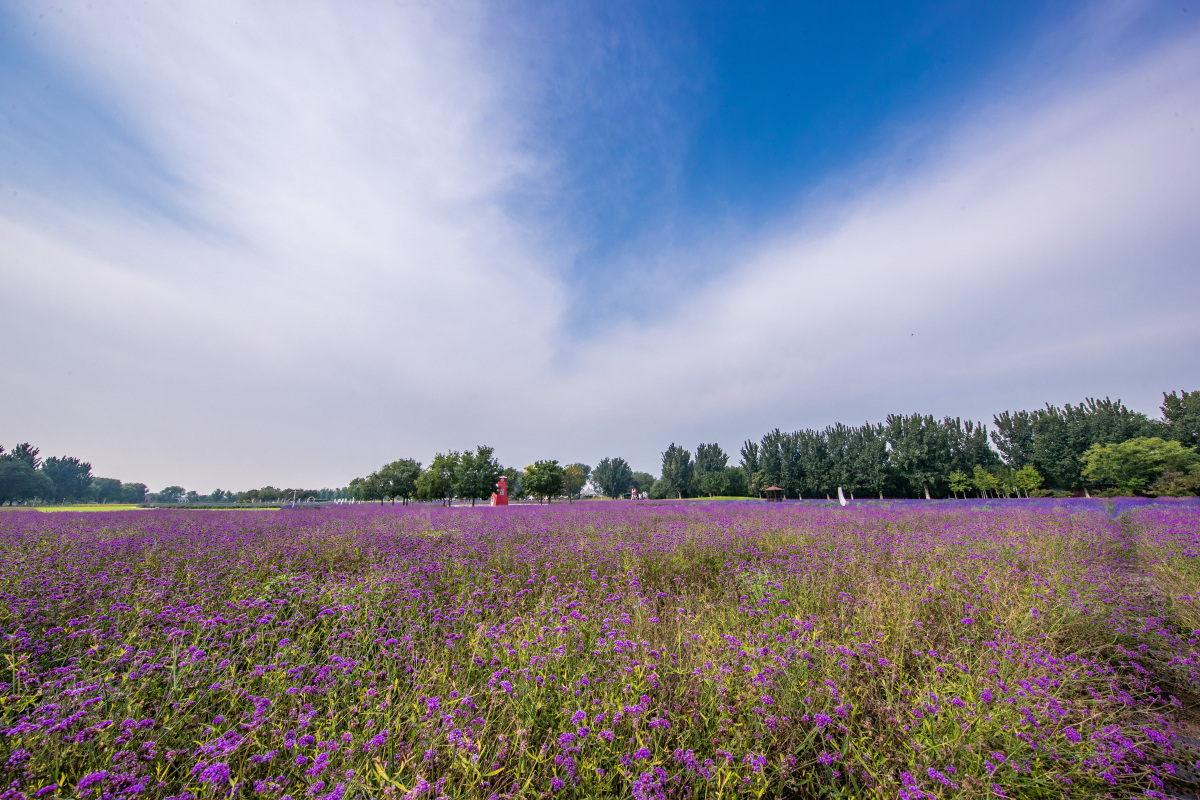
[1082,437,1199,494]
[524,460,565,503]
[948,470,971,499]
[90,477,123,503]
[721,466,750,497]
[630,471,656,496]
[996,398,1158,490]
[1012,465,1043,498]
[592,457,634,498]
[946,418,997,474]
[659,444,694,499]
[971,465,999,499]
[455,446,502,506]
[157,486,185,503]
[824,424,853,498]
[379,458,422,504]
[501,466,525,500]
[847,423,889,499]
[885,414,952,499]
[0,445,53,505]
[1162,390,1200,449]
[694,443,729,496]
[417,451,460,505]
[562,463,590,502]
[42,456,93,503]
[739,440,764,496]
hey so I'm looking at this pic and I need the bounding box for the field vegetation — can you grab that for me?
[1,502,1198,798]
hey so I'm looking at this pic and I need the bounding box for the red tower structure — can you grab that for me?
[490,476,509,506]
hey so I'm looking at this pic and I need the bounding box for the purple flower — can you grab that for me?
[76,771,109,794]
[199,763,231,786]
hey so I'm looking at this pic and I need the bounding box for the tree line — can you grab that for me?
[731,390,1198,499]
[0,444,352,507]
[0,444,146,505]
[5,389,1195,506]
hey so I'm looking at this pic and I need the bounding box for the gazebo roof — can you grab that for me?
[764,486,783,491]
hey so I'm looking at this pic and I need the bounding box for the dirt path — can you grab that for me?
[1113,515,1200,798]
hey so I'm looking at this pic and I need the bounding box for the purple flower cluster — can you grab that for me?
[0,500,1195,797]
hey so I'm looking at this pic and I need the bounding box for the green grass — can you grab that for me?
[25,504,140,512]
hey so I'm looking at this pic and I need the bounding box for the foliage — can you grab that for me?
[659,443,694,499]
[592,457,634,498]
[523,460,565,503]
[1081,437,1200,494]
[417,451,460,504]
[41,455,93,503]
[562,463,590,502]
[992,398,1159,489]
[379,459,422,505]
[1013,464,1044,496]
[501,466,525,500]
[694,443,729,496]
[1162,389,1200,449]
[454,446,502,506]
[947,469,970,498]
[157,485,185,503]
[885,414,951,499]
[629,471,656,495]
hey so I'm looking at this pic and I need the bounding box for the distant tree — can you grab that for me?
[1162,390,1200,449]
[971,466,999,499]
[946,418,997,474]
[797,429,832,498]
[347,477,365,502]
[562,463,590,502]
[455,446,502,506]
[9,443,42,470]
[886,414,952,499]
[824,424,853,498]
[847,423,889,499]
[524,460,565,503]
[359,473,386,505]
[501,466,525,500]
[1082,437,1200,495]
[121,482,148,503]
[659,444,694,499]
[739,440,764,497]
[694,443,729,496]
[380,458,422,505]
[417,452,460,505]
[158,486,185,503]
[185,490,201,504]
[948,470,971,499]
[89,477,122,503]
[721,466,750,497]
[992,398,1157,490]
[42,456,93,503]
[1012,465,1043,498]
[630,471,656,496]
[258,486,282,503]
[592,457,634,498]
[0,445,53,505]
[991,410,1035,469]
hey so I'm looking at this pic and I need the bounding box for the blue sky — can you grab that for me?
[2,1,1199,489]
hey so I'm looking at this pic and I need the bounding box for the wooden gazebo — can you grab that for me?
[765,486,784,502]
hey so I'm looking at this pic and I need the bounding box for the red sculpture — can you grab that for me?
[490,476,509,506]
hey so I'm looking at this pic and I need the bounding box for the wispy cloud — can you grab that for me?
[1,2,1197,487]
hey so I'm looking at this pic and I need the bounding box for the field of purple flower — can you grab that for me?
[2,502,1199,799]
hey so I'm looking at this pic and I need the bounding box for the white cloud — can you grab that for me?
[2,2,1198,486]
